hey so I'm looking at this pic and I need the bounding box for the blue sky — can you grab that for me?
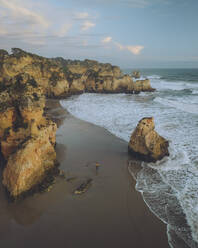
[0,0,198,68]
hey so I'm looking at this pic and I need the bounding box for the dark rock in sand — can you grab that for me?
[74,179,93,195]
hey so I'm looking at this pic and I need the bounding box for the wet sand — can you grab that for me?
[0,100,169,248]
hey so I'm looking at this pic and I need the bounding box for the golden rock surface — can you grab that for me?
[128,117,169,162]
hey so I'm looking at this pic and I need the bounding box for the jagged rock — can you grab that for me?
[128,117,169,162]
[134,79,155,92]
[0,48,155,98]
[112,75,134,92]
[0,73,57,197]
[2,124,56,197]
[0,49,70,97]
[132,71,141,79]
[0,49,9,60]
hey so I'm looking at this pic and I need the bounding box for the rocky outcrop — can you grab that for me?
[132,71,141,79]
[0,48,156,198]
[0,73,57,198]
[0,49,9,60]
[0,48,155,98]
[128,117,169,162]
[133,79,155,92]
[0,48,70,98]
[2,121,56,197]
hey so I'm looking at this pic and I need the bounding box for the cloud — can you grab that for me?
[126,45,144,55]
[81,21,95,31]
[74,12,89,20]
[0,0,49,28]
[103,37,144,55]
[116,43,144,55]
[102,36,112,43]
[74,11,96,32]
[0,0,99,52]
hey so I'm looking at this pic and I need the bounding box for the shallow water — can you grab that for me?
[61,68,198,248]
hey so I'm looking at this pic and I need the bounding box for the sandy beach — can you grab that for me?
[0,99,169,248]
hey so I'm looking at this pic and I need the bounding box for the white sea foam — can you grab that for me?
[192,89,198,95]
[151,80,191,91]
[147,75,161,80]
[61,76,198,247]
[150,79,198,93]
[154,97,198,115]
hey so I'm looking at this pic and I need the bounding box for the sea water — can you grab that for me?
[61,68,198,248]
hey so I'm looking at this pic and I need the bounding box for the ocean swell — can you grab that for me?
[154,97,198,115]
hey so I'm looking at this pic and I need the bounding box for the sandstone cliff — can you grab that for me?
[132,71,141,79]
[128,117,169,162]
[0,48,155,98]
[0,73,57,197]
[0,48,156,198]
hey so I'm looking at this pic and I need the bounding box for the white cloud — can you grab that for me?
[126,45,144,55]
[0,0,98,50]
[81,21,95,31]
[0,0,51,47]
[102,37,144,55]
[74,12,89,19]
[0,0,49,28]
[102,36,112,43]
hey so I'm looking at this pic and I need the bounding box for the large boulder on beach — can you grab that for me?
[2,121,57,197]
[128,117,169,162]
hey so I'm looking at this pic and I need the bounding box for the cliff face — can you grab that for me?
[0,48,155,99]
[0,73,57,197]
[0,48,69,98]
[0,48,155,198]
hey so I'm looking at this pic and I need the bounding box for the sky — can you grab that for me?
[0,0,198,68]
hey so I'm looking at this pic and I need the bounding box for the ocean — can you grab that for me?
[61,68,198,248]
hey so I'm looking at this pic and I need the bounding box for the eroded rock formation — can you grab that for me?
[0,73,57,197]
[128,117,169,162]
[0,48,156,198]
[0,48,155,98]
[132,71,141,79]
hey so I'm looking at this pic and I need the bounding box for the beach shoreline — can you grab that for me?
[50,99,169,247]
[0,98,169,248]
